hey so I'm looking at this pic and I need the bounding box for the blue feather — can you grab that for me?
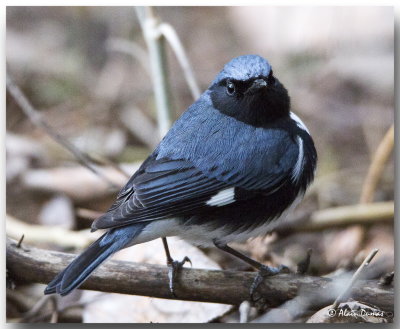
[44,224,146,296]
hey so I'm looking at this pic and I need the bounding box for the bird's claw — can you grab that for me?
[167,256,192,297]
[250,264,290,301]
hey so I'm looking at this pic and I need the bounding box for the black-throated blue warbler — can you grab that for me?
[45,55,317,297]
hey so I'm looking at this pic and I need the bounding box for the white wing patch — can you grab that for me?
[290,112,310,133]
[206,187,235,207]
[291,136,304,183]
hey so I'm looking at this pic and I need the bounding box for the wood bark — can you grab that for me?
[6,238,393,312]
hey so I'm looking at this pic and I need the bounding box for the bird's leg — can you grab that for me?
[161,237,192,297]
[213,240,290,299]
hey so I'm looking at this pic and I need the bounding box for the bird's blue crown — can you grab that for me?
[211,55,272,86]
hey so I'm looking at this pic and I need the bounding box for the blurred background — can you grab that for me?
[6,6,394,323]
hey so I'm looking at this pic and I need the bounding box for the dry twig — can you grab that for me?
[158,22,201,100]
[136,6,172,138]
[360,124,394,203]
[332,248,379,309]
[278,201,393,234]
[16,234,25,249]
[6,215,99,249]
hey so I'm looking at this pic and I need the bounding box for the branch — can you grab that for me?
[6,238,393,312]
[6,215,99,249]
[360,124,394,203]
[277,201,393,234]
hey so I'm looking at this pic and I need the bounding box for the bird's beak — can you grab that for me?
[245,78,267,95]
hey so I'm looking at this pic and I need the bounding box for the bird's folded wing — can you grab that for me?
[92,157,224,229]
[91,153,293,230]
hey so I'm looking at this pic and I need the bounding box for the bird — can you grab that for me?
[45,54,317,297]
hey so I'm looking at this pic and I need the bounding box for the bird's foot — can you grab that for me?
[250,264,290,305]
[167,256,192,297]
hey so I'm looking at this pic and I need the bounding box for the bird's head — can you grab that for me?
[209,55,290,127]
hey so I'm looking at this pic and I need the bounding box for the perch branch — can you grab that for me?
[6,238,393,312]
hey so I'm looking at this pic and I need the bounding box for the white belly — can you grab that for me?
[131,192,304,248]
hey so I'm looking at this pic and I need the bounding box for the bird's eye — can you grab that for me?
[226,81,236,96]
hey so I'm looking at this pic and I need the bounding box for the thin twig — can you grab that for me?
[158,23,201,100]
[332,248,379,309]
[16,234,24,249]
[6,74,120,189]
[7,214,99,249]
[360,124,394,203]
[88,153,130,179]
[136,7,172,138]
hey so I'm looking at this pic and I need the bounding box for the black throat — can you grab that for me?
[209,80,291,128]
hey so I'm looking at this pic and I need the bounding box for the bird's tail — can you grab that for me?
[44,224,146,296]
